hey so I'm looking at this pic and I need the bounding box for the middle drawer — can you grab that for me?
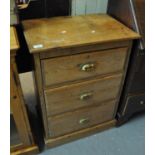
[44,73,122,116]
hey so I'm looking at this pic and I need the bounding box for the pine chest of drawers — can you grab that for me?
[23,14,140,148]
[10,27,38,154]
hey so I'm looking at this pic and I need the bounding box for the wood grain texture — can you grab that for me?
[40,40,130,59]
[133,0,145,46]
[23,14,140,53]
[44,73,122,116]
[23,14,139,146]
[10,27,37,153]
[108,0,145,124]
[33,54,49,138]
[10,63,31,148]
[10,54,35,152]
[45,119,116,148]
[41,47,128,87]
[10,27,19,53]
[48,100,116,138]
[10,145,38,155]
[108,0,144,48]
[112,41,133,118]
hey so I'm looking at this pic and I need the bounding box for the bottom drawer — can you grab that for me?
[48,100,116,138]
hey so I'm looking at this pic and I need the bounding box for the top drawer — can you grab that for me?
[41,47,128,87]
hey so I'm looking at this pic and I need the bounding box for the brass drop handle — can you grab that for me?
[79,118,90,125]
[80,63,95,72]
[80,92,93,100]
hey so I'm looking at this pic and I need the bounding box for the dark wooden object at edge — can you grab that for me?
[108,0,145,125]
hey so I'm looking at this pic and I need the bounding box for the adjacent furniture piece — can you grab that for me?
[11,0,71,74]
[23,14,139,148]
[108,0,145,125]
[10,0,19,25]
[10,27,38,155]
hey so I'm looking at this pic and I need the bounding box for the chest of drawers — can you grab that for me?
[23,14,139,148]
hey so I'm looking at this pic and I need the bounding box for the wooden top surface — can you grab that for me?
[23,14,140,53]
[10,27,19,51]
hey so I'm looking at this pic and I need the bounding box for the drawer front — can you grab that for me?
[44,74,122,116]
[48,100,116,138]
[41,47,128,87]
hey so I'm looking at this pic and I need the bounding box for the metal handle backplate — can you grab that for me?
[80,92,93,101]
[80,63,95,72]
[79,118,90,125]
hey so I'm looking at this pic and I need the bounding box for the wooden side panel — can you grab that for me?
[112,41,133,118]
[10,27,19,51]
[10,57,33,151]
[108,0,144,47]
[107,0,136,32]
[11,145,38,155]
[48,100,116,138]
[33,54,49,138]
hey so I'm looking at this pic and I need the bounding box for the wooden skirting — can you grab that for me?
[45,119,116,149]
[11,145,39,155]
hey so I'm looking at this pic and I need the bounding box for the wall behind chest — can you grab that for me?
[71,0,108,15]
